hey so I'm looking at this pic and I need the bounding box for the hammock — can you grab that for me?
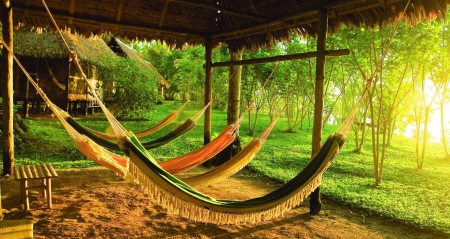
[85,101,188,140]
[65,101,211,151]
[160,117,242,174]
[46,59,66,90]
[124,129,345,224]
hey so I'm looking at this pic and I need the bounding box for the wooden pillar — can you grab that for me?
[204,38,213,145]
[66,60,71,111]
[23,61,30,118]
[1,0,14,175]
[310,7,328,215]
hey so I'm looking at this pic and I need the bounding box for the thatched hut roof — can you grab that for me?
[0,27,116,63]
[10,0,450,51]
[108,37,170,88]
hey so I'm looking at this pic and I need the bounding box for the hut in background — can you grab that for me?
[0,27,117,117]
[107,37,169,99]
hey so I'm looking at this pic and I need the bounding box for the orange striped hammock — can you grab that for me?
[59,103,241,177]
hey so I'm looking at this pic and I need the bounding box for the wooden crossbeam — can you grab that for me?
[209,49,350,68]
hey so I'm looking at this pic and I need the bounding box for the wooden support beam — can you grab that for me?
[116,0,125,22]
[310,7,328,215]
[204,38,213,146]
[210,49,349,68]
[1,0,15,175]
[156,0,170,37]
[69,0,75,15]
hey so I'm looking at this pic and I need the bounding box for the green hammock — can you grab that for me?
[123,131,345,224]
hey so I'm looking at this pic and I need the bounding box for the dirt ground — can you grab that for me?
[1,166,447,239]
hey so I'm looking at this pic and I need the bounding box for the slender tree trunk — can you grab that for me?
[1,1,15,176]
[204,38,212,145]
[440,92,449,157]
[212,50,243,166]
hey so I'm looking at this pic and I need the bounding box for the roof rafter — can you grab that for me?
[116,0,125,22]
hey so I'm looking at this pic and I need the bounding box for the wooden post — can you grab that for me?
[66,60,71,112]
[204,38,213,146]
[310,7,328,215]
[24,66,30,118]
[1,0,15,176]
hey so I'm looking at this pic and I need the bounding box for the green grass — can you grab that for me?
[3,101,450,235]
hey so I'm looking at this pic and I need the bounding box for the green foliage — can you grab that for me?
[96,55,161,119]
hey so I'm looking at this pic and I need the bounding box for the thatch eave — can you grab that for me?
[109,37,170,88]
[0,28,117,64]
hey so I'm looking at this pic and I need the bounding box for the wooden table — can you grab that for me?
[13,164,58,211]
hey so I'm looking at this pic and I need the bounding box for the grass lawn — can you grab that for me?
[4,100,450,234]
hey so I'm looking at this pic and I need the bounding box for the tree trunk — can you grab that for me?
[1,1,15,176]
[212,50,243,166]
[440,89,449,158]
[204,38,212,145]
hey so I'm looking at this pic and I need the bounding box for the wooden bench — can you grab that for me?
[13,164,58,211]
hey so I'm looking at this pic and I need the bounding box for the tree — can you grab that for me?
[97,55,161,119]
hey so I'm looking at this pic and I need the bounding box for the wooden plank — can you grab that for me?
[19,166,28,180]
[13,166,21,180]
[44,164,58,177]
[0,220,33,239]
[36,165,45,178]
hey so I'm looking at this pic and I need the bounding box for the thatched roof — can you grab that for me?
[108,37,170,88]
[9,0,450,51]
[0,27,116,63]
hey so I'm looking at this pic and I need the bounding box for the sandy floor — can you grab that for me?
[1,166,446,239]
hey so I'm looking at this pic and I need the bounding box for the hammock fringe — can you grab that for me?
[126,141,338,225]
